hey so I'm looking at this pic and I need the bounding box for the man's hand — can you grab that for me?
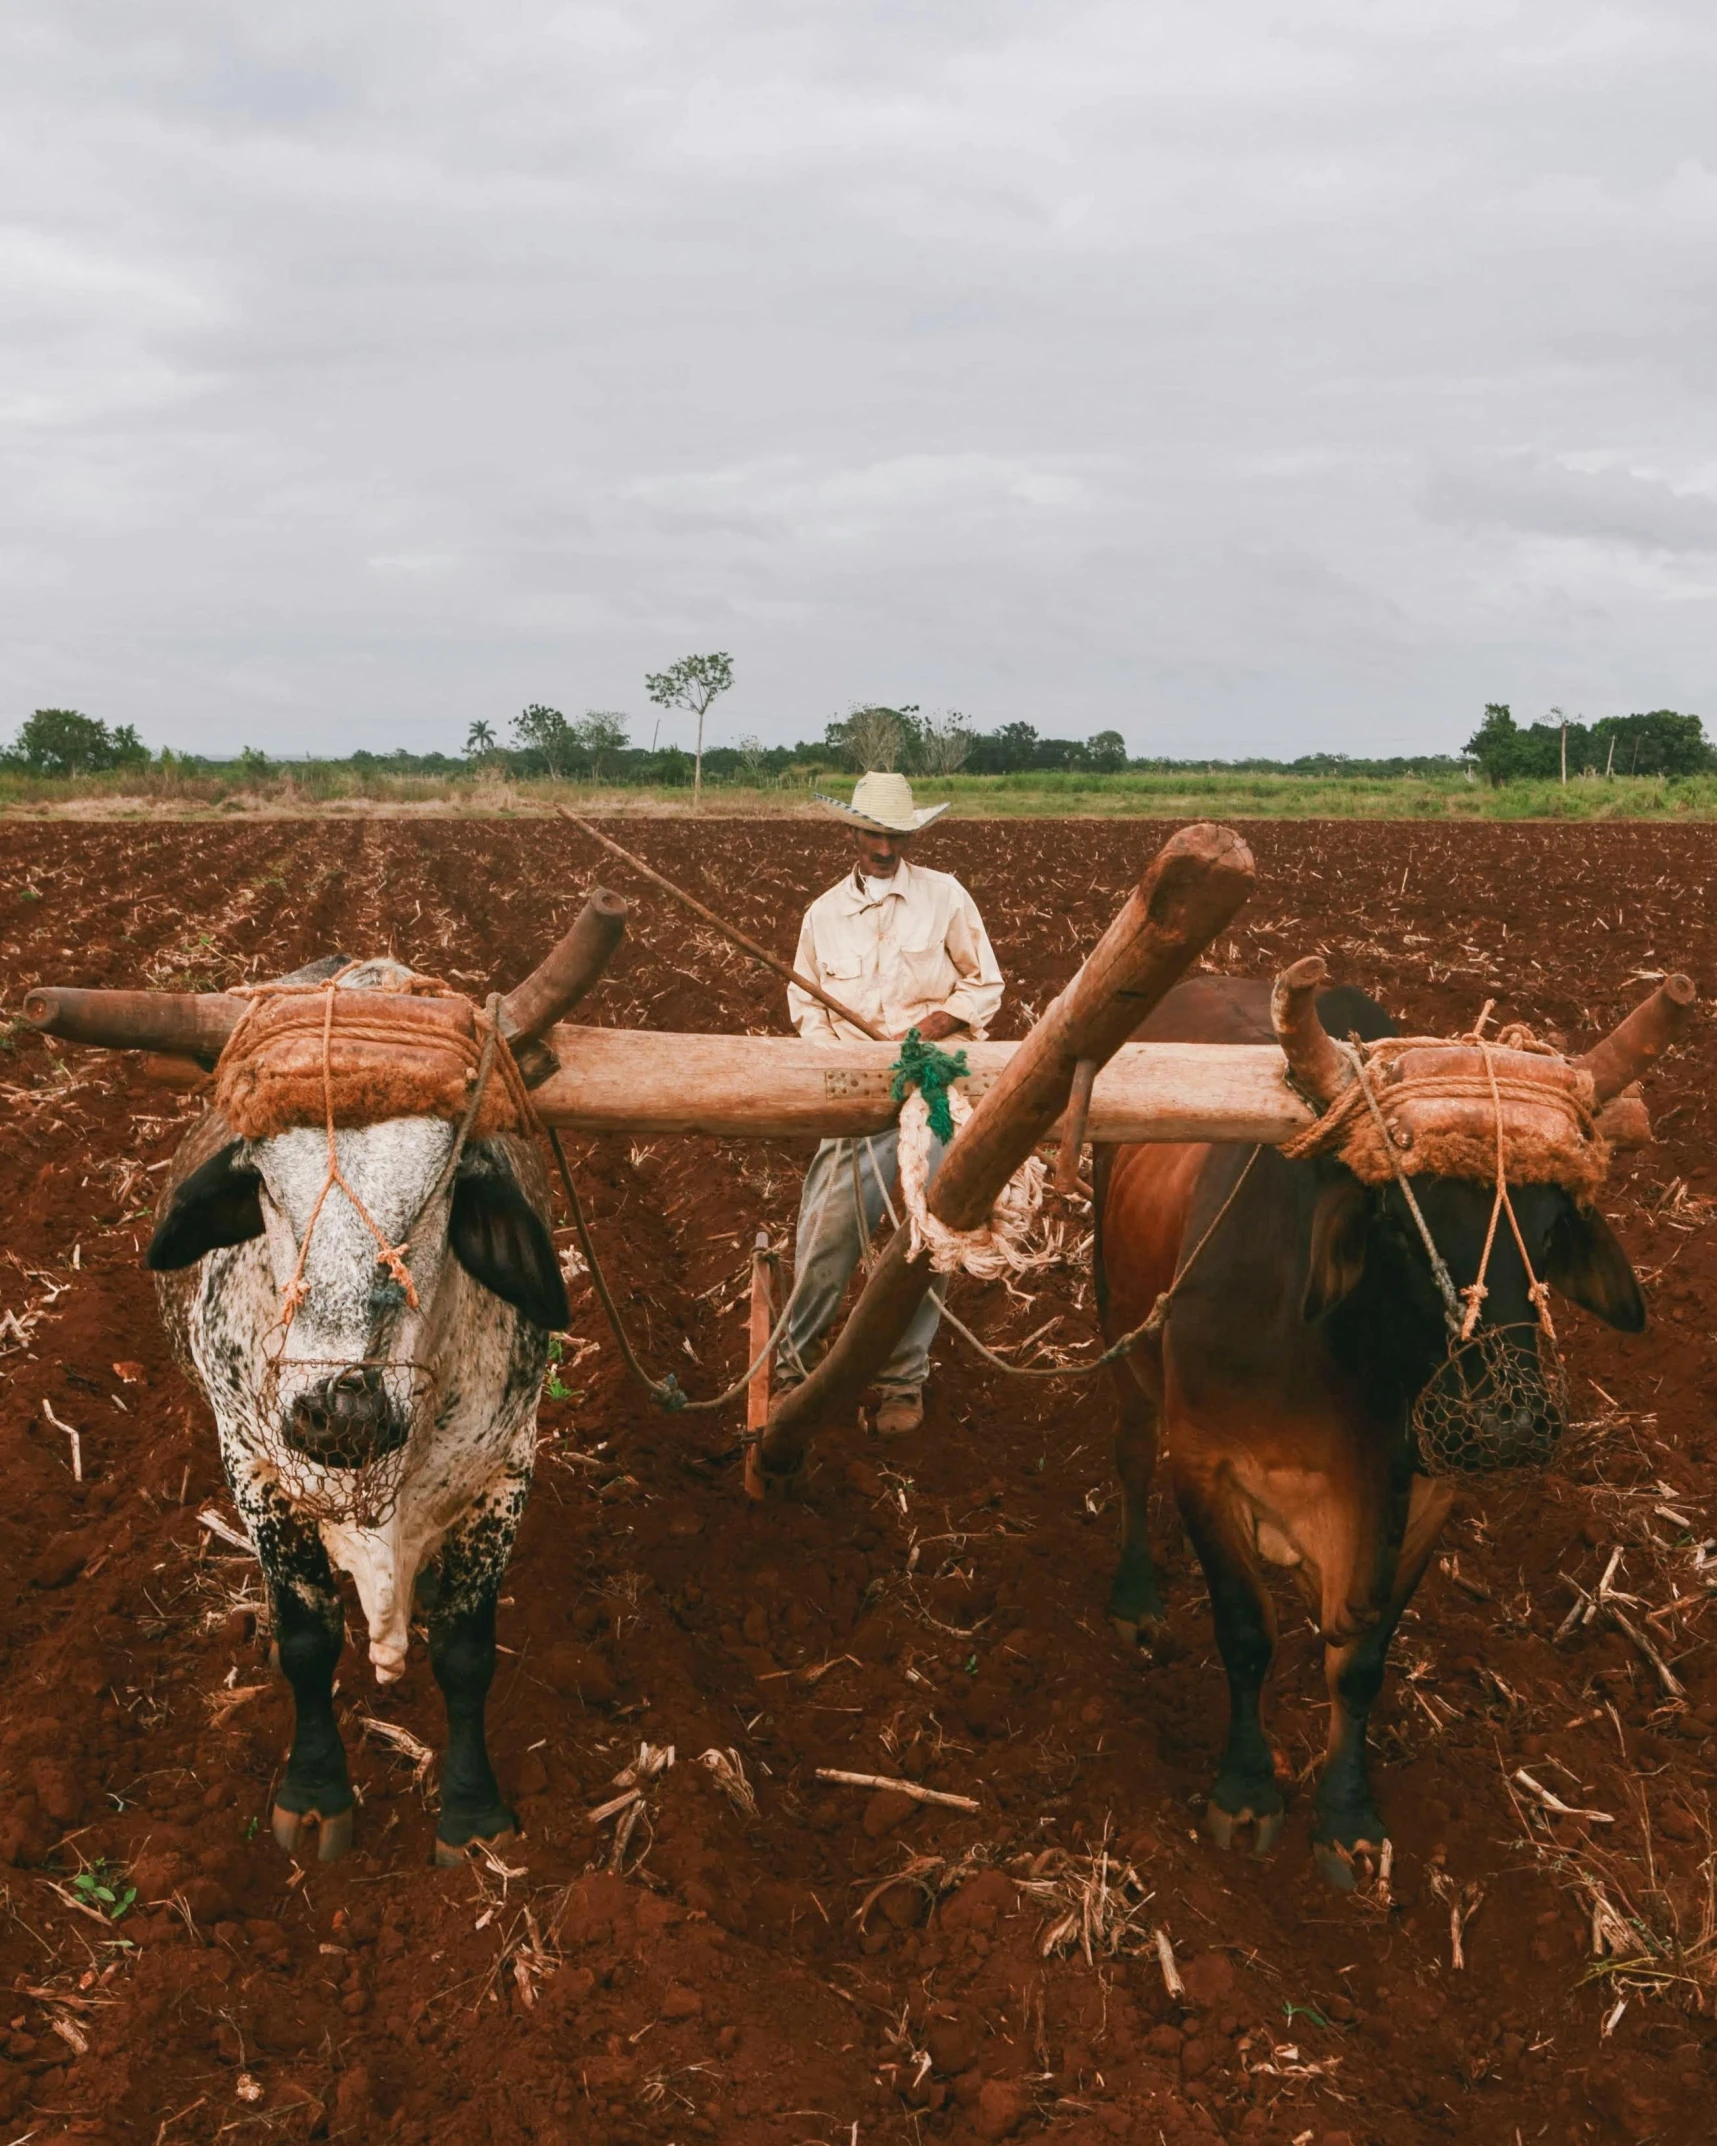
[910,1011,967,1044]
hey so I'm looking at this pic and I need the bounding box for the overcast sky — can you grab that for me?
[4,2,1715,761]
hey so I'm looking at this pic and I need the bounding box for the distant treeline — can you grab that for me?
[1464,705,1712,785]
[3,699,1711,789]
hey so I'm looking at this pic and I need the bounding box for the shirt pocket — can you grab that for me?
[895,933,952,1001]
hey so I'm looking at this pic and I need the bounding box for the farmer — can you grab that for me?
[779,771,1004,1437]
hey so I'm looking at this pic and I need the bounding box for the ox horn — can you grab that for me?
[1575,972,1696,1105]
[1271,955,1352,1109]
[498,886,628,1050]
[20,986,246,1065]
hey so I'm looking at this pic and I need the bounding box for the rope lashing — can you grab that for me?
[1336,1040,1465,1340]
[890,1028,1050,1280]
[1285,1017,1571,1478]
[214,965,529,1346]
[889,1029,970,1144]
[209,970,522,1528]
[275,971,423,1335]
[1278,1016,1608,1201]
[1459,1033,1558,1345]
[912,1146,1262,1380]
[1285,1022,1564,1349]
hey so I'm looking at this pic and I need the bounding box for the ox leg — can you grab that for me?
[428,1500,524,1864]
[1179,1484,1284,1857]
[1312,1473,1454,1891]
[1107,1372,1168,1649]
[267,1527,355,1863]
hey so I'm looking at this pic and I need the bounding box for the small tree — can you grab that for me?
[835,705,906,773]
[573,710,629,782]
[465,719,497,758]
[513,703,574,779]
[10,708,132,776]
[1086,729,1128,773]
[1464,703,1521,787]
[916,710,972,776]
[734,733,767,785]
[110,723,150,769]
[644,652,733,809]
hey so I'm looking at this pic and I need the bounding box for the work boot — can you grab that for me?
[874,1389,923,1440]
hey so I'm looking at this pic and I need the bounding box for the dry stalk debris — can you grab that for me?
[813,1768,978,1812]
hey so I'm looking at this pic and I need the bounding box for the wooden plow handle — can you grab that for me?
[559,808,888,1042]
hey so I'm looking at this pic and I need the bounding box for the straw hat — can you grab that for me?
[815,770,949,833]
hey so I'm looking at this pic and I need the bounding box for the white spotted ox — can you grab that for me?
[25,896,624,1863]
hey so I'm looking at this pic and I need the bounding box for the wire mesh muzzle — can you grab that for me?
[251,1354,439,1527]
[1410,1320,1570,1477]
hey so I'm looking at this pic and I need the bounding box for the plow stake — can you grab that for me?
[743,1231,776,1503]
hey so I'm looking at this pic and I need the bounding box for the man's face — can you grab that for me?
[855,827,913,878]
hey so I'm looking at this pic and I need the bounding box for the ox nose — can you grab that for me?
[1415,1323,1568,1474]
[285,1366,406,1470]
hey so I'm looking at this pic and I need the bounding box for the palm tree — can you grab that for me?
[466,720,497,758]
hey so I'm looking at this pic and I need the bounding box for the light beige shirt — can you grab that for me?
[787,857,1004,1046]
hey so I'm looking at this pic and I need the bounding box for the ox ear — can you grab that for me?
[1302,1179,1369,1322]
[1546,1204,1646,1333]
[146,1142,264,1270]
[450,1159,569,1331]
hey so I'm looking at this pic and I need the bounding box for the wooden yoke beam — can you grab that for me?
[757,821,1257,1481]
[529,1030,1314,1144]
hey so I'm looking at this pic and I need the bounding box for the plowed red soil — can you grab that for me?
[3,818,1717,2146]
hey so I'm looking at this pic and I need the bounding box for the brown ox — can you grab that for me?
[1094,961,1687,1887]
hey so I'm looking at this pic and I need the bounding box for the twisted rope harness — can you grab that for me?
[210,966,532,1522]
[1279,1006,1601,1473]
[1279,1008,1602,1342]
[891,1030,1050,1280]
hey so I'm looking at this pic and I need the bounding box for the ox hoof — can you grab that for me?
[271,1803,354,1863]
[1203,1801,1284,1858]
[434,1827,518,1870]
[1109,1613,1178,1661]
[1312,1837,1385,1893]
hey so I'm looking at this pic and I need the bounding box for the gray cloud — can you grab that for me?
[1426,451,1717,553]
[3,1,1716,759]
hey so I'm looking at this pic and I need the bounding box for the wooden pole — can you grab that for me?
[528,1028,1315,1145]
[20,987,246,1065]
[499,886,628,1046]
[1054,1057,1098,1194]
[743,1231,775,1503]
[758,822,1256,1480]
[557,808,887,1042]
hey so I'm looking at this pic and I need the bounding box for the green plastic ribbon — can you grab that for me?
[889,1027,970,1146]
